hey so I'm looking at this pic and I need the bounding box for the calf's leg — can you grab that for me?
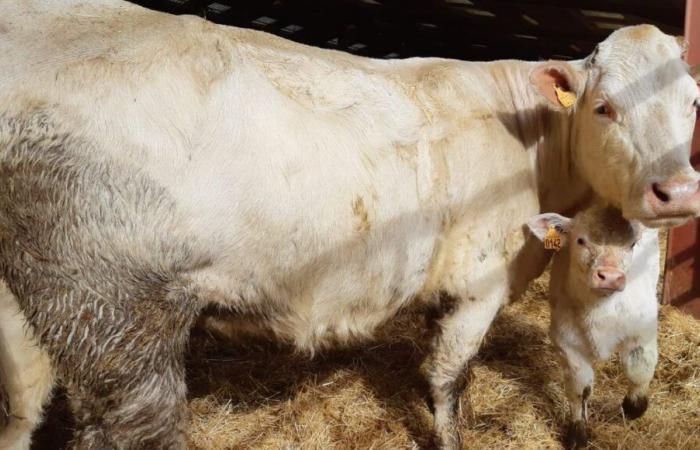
[557,346,594,450]
[0,285,54,450]
[620,339,657,420]
[425,279,507,450]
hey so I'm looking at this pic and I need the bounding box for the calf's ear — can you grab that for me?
[529,61,584,109]
[526,213,572,244]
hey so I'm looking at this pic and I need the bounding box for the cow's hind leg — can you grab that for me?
[425,276,507,450]
[620,338,657,420]
[0,284,54,450]
[69,364,190,450]
[20,284,198,450]
[69,288,196,450]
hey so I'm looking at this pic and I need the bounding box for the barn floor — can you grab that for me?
[33,233,700,450]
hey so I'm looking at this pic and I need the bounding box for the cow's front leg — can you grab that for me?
[557,346,594,450]
[621,338,657,420]
[425,280,507,449]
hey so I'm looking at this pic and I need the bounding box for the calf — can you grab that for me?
[528,204,659,449]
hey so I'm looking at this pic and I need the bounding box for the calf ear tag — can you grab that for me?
[544,226,562,251]
[554,84,576,108]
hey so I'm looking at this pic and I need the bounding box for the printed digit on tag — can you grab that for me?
[544,226,562,251]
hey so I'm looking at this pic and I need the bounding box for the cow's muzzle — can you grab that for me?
[643,174,700,224]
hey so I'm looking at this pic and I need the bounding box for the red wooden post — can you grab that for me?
[663,0,700,317]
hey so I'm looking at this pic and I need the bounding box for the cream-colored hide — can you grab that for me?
[0,283,53,450]
[0,1,698,448]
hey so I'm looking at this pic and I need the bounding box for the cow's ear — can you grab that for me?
[690,64,700,85]
[529,61,583,109]
[680,40,700,87]
[676,36,689,57]
[526,213,572,245]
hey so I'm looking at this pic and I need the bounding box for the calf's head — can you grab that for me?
[527,205,641,296]
[530,25,700,227]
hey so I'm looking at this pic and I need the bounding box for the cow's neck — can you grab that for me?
[490,61,593,215]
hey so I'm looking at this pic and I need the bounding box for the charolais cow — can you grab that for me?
[528,204,659,449]
[0,1,699,448]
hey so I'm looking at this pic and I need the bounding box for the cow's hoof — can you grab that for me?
[622,395,648,420]
[564,420,589,449]
[432,427,461,450]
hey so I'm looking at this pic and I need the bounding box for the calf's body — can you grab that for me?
[1,1,699,448]
[529,205,660,448]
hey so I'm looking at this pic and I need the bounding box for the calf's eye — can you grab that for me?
[577,237,586,246]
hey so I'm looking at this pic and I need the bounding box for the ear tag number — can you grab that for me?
[544,226,562,251]
[554,84,576,108]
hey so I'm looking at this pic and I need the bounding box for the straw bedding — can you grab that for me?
[33,231,700,449]
[183,235,700,450]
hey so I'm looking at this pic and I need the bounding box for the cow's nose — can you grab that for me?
[591,267,626,292]
[646,175,700,218]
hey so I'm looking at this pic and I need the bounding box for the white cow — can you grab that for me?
[528,204,659,449]
[0,1,698,449]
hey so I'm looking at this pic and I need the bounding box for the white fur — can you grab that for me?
[0,2,696,448]
[0,0,547,352]
[549,227,659,422]
[0,1,691,353]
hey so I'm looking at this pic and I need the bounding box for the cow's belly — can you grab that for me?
[179,136,442,350]
[188,208,440,351]
[127,65,450,350]
[146,100,535,351]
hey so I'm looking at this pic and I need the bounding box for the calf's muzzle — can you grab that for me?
[591,267,626,293]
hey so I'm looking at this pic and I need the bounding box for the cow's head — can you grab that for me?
[530,25,700,228]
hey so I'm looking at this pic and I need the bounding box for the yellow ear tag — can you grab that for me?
[544,226,563,251]
[554,84,576,108]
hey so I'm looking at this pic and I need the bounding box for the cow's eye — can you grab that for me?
[577,237,586,246]
[594,104,609,115]
[594,101,617,121]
